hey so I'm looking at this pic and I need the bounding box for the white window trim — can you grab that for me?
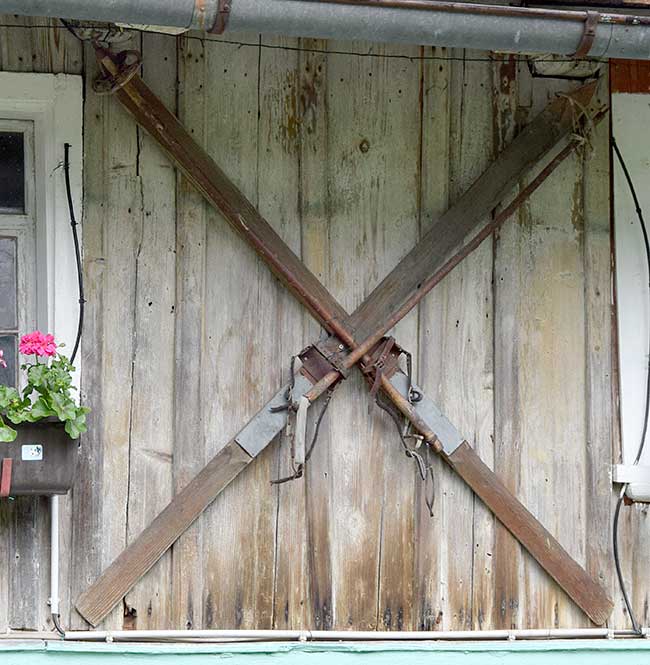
[613,91,650,502]
[0,118,37,386]
[0,72,83,376]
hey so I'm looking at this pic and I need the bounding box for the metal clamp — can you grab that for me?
[312,340,351,379]
[572,11,600,59]
[210,0,232,34]
[93,49,142,96]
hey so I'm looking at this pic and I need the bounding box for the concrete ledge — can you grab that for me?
[2,639,650,664]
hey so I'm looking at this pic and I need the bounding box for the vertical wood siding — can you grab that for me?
[0,20,647,633]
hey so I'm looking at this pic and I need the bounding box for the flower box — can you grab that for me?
[0,331,88,497]
[1,418,78,495]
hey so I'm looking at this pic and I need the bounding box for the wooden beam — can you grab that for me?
[78,52,611,627]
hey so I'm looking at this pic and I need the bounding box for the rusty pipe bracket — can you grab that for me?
[571,11,600,59]
[93,48,142,96]
[210,0,232,34]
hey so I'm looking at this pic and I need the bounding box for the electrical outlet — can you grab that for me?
[21,444,43,461]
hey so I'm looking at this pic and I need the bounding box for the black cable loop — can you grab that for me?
[64,143,85,365]
[611,136,650,635]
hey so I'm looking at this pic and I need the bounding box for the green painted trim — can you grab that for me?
[1,639,649,664]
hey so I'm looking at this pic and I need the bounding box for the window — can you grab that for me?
[0,73,82,389]
[0,120,36,387]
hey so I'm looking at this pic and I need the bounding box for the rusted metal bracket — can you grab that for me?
[313,339,352,379]
[93,47,142,95]
[572,11,600,58]
[299,344,340,384]
[210,0,232,34]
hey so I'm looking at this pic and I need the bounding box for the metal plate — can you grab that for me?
[235,374,313,458]
[388,371,464,455]
[21,444,43,461]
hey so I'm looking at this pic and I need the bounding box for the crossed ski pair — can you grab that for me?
[76,49,611,628]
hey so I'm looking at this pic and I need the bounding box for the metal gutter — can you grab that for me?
[0,0,219,32]
[3,0,650,59]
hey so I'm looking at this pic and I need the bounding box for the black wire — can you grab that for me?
[59,17,82,43]
[48,143,83,639]
[51,612,65,638]
[304,389,335,464]
[611,136,650,634]
[63,143,85,366]
[613,493,639,633]
[0,21,611,65]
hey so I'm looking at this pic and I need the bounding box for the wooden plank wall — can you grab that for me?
[0,18,648,633]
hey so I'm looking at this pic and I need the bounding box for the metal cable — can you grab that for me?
[611,136,650,635]
[49,143,85,639]
[375,394,435,517]
[64,143,85,365]
[0,22,612,65]
[52,613,65,638]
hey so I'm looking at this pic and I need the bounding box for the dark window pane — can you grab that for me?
[0,237,17,329]
[0,132,25,213]
[0,335,17,387]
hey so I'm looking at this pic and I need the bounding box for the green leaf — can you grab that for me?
[65,410,87,439]
[0,385,20,410]
[50,392,76,421]
[26,364,47,388]
[29,397,56,421]
[0,426,16,442]
[0,416,17,442]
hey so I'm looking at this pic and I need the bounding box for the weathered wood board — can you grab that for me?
[0,20,643,633]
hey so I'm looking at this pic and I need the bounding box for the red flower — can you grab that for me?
[19,331,58,357]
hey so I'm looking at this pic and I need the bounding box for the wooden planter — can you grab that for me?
[1,419,78,496]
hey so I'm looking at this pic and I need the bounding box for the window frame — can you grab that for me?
[0,120,37,387]
[0,72,83,385]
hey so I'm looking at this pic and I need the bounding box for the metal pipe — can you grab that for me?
[4,0,650,59]
[63,628,644,642]
[49,495,60,619]
[0,0,219,31]
[224,0,650,59]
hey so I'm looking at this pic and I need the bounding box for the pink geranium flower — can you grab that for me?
[0,349,6,369]
[19,331,58,357]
